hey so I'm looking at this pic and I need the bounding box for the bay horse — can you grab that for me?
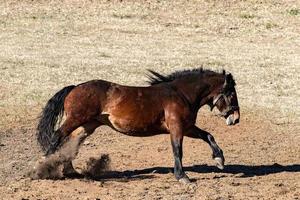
[37,68,240,183]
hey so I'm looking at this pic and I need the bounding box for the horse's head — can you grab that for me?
[147,68,240,126]
[210,73,240,126]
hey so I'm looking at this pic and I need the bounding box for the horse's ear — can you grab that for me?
[222,70,226,75]
[223,73,235,88]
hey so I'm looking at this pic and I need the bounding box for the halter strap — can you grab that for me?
[213,93,228,105]
[212,93,239,117]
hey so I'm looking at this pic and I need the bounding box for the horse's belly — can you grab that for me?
[106,114,164,136]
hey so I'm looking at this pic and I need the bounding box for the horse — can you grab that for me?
[37,68,240,183]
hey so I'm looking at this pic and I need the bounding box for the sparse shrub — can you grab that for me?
[112,13,133,19]
[287,8,300,16]
[240,13,255,19]
[266,22,278,29]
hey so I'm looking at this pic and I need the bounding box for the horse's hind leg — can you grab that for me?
[61,126,87,178]
[62,120,101,177]
[46,117,84,155]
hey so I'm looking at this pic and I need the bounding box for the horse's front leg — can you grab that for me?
[168,122,190,184]
[186,126,225,170]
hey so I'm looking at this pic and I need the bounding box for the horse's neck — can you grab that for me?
[173,77,223,110]
[171,77,219,111]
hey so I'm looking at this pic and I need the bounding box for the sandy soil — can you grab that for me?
[0,0,299,199]
[0,111,299,200]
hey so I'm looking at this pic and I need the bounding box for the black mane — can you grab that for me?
[147,68,232,86]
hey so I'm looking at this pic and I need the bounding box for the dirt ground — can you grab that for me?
[0,0,299,199]
[0,112,300,200]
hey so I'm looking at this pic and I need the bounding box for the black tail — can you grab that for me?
[37,85,76,155]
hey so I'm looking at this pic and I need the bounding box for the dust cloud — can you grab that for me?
[30,135,111,180]
[83,154,111,178]
[30,136,82,180]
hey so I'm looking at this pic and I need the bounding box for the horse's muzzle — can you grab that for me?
[226,110,240,126]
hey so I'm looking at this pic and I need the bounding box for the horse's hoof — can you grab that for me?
[179,177,191,184]
[214,157,224,170]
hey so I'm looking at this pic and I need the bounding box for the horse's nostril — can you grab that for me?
[234,118,239,124]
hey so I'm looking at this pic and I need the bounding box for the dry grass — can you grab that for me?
[0,0,299,128]
[0,1,300,199]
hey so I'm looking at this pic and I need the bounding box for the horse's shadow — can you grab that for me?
[80,163,300,182]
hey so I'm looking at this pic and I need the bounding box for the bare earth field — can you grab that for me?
[0,0,299,199]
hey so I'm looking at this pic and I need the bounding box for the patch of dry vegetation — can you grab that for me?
[0,0,299,129]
